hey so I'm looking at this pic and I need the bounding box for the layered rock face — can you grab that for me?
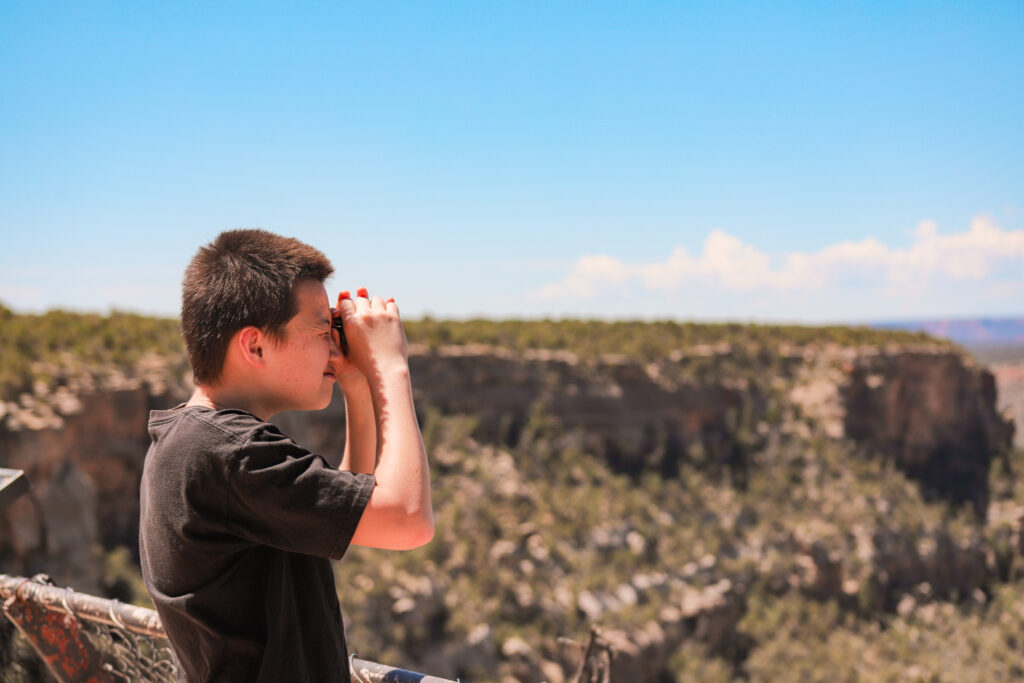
[286,344,1012,505]
[783,348,1014,514]
[280,346,756,478]
[843,352,1013,512]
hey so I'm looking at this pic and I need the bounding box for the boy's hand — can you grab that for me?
[335,288,409,378]
[326,321,369,395]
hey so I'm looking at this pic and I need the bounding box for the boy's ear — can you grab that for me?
[236,326,267,368]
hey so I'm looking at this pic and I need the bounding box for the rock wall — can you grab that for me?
[280,346,757,478]
[843,351,1013,513]
[291,345,1013,507]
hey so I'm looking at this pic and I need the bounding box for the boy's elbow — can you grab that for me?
[402,511,434,549]
[356,487,433,549]
[351,509,433,550]
[418,515,435,546]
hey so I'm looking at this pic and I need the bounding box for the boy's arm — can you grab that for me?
[351,359,433,549]
[338,377,376,474]
[335,291,433,550]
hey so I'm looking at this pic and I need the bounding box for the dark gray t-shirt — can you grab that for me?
[139,405,375,683]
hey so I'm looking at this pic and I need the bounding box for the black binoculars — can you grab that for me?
[331,317,349,356]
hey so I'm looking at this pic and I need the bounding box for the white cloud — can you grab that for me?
[538,254,632,298]
[538,216,1024,302]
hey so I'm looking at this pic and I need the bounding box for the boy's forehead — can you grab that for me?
[292,280,330,320]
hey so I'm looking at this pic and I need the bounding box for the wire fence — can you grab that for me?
[0,573,459,683]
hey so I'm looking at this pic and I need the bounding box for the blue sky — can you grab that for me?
[1,1,1022,322]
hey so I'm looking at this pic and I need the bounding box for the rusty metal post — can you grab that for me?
[0,574,165,639]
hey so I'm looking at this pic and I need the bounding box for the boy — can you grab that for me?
[139,229,433,682]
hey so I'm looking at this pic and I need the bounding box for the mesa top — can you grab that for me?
[139,405,375,683]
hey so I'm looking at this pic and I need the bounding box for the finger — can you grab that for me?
[353,293,371,314]
[370,295,386,311]
[385,297,399,316]
[356,286,369,299]
[337,290,351,309]
[338,297,357,319]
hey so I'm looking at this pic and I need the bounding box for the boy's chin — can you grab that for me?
[286,393,334,413]
[311,389,335,411]
[286,384,336,412]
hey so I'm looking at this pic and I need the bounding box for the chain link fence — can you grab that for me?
[0,573,457,682]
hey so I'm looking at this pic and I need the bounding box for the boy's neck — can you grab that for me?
[187,386,271,421]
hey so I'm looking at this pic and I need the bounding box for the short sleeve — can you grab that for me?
[226,424,375,560]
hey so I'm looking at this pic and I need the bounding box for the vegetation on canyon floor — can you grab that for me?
[322,402,1024,681]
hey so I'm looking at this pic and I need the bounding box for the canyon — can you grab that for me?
[0,338,1018,680]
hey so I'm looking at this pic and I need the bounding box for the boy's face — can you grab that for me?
[263,279,340,412]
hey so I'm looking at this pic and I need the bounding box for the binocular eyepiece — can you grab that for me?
[331,317,349,356]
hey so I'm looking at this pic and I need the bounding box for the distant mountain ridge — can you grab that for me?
[874,317,1024,346]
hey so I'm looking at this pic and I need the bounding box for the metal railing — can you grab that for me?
[0,573,457,682]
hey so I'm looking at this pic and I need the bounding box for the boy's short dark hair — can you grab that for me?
[182,229,334,385]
